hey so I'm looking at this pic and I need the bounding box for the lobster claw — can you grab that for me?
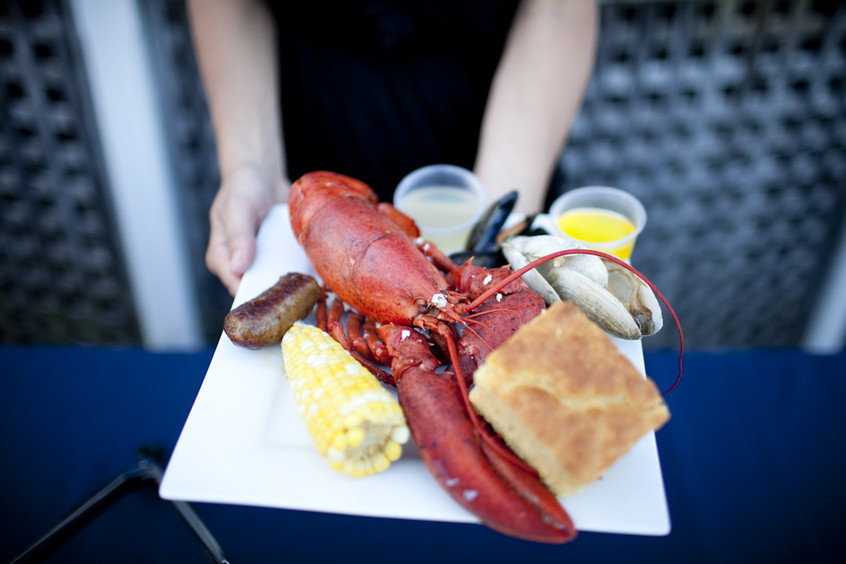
[378,323,576,544]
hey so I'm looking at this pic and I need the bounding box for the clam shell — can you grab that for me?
[604,260,664,336]
[504,235,608,287]
[502,236,642,339]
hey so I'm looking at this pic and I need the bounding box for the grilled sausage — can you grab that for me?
[224,272,321,349]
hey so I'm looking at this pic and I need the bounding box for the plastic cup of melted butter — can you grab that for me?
[549,186,646,261]
[394,164,486,254]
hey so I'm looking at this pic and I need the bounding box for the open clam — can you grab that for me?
[502,234,662,339]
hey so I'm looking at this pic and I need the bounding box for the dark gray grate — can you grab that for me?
[0,0,140,344]
[4,0,841,350]
[140,0,231,344]
[557,0,846,350]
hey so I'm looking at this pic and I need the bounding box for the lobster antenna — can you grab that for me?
[439,325,540,477]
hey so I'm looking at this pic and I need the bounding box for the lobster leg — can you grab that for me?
[376,202,420,239]
[363,318,391,365]
[315,288,328,332]
[415,237,458,272]
[378,323,575,544]
[325,293,395,386]
[326,296,352,351]
[346,311,374,362]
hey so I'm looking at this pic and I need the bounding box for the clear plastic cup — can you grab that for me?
[548,186,647,261]
[394,164,486,253]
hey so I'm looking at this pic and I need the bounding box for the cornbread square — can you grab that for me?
[469,301,670,497]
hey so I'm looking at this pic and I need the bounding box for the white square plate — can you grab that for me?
[160,204,670,536]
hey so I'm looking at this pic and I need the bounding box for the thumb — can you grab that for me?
[224,201,264,278]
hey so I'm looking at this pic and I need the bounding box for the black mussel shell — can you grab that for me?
[448,250,506,269]
[465,190,518,254]
[521,223,553,238]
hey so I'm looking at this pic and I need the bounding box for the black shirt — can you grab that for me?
[271,0,519,201]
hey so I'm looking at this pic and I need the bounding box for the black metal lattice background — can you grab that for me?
[558,0,846,349]
[0,0,140,344]
[1,0,844,350]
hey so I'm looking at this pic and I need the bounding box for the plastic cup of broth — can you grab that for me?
[394,164,486,254]
[548,186,646,261]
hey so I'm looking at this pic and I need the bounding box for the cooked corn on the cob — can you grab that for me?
[281,321,409,477]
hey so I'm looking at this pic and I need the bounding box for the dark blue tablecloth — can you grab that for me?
[1,345,844,563]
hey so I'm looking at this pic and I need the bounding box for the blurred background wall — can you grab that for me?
[1,0,844,352]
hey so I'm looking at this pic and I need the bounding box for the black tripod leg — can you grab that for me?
[166,498,231,564]
[10,447,231,564]
[10,466,149,563]
[136,450,230,564]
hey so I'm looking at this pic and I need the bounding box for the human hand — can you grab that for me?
[206,166,289,295]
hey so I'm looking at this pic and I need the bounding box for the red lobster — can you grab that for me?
[288,171,576,543]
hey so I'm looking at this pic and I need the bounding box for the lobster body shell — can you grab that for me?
[446,263,546,380]
[289,171,449,325]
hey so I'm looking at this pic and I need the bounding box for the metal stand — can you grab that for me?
[10,446,230,564]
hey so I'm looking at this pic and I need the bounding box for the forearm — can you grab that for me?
[187,0,287,197]
[474,0,598,214]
